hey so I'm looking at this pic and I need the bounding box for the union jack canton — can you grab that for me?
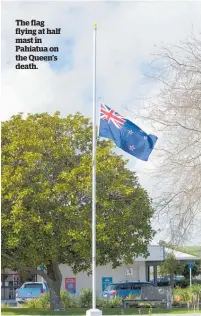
[100,103,126,129]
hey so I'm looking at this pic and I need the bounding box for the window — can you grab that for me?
[44,283,49,290]
[117,283,131,290]
[24,283,42,289]
[131,283,141,290]
[142,282,155,289]
[105,284,116,291]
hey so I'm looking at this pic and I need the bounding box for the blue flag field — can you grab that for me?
[99,103,158,161]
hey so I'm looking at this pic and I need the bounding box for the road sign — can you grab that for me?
[188,263,194,269]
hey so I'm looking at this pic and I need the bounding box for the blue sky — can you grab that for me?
[3,1,201,119]
[2,1,201,245]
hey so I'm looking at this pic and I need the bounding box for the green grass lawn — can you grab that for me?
[1,308,201,315]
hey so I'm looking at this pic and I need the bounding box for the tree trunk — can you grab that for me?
[1,254,63,310]
[170,275,174,289]
[49,281,63,310]
[46,261,63,311]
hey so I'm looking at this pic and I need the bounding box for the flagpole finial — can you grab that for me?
[94,23,97,29]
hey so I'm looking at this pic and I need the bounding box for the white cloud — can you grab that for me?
[2,1,201,119]
[1,1,201,244]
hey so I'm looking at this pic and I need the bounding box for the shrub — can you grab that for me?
[96,297,122,308]
[21,288,123,309]
[174,284,201,309]
[191,284,201,309]
[96,298,109,308]
[23,297,43,308]
[23,291,78,308]
[107,296,122,308]
[193,280,201,286]
[60,290,78,308]
[191,284,201,299]
[175,279,201,288]
[79,288,92,308]
[38,292,50,308]
[175,279,189,288]
[173,287,193,309]
[125,293,140,300]
[173,287,182,302]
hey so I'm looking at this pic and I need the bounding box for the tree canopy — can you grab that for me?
[182,262,201,279]
[2,112,155,309]
[159,253,181,278]
[158,253,182,288]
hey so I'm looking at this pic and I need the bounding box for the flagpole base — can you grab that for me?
[86,309,102,316]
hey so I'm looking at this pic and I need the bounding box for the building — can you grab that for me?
[1,244,198,300]
[53,245,165,296]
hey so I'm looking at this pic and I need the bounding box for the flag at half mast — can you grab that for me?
[99,103,158,161]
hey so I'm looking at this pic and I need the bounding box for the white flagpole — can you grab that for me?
[87,24,101,316]
[92,23,97,310]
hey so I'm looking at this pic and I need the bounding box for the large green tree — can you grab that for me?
[182,262,201,280]
[2,112,154,310]
[158,253,182,288]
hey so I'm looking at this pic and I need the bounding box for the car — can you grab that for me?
[102,281,155,299]
[16,282,49,304]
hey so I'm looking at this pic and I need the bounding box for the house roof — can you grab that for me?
[165,248,199,261]
[133,245,200,262]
